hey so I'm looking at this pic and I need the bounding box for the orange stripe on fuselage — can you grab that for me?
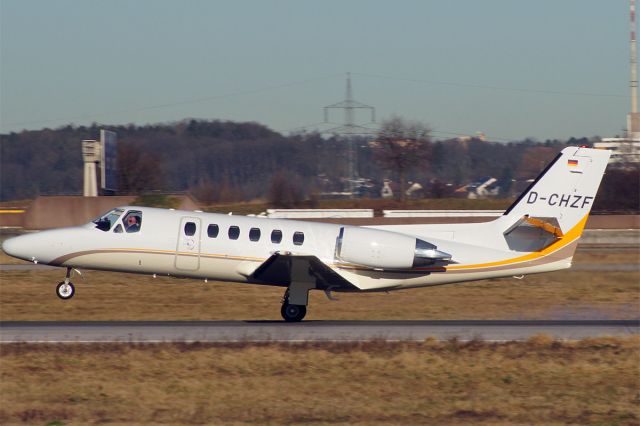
[428,214,588,272]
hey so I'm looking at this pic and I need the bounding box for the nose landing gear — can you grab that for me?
[56,281,75,299]
[56,267,76,300]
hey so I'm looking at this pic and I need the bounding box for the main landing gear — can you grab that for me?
[280,283,314,322]
[56,267,76,300]
[281,298,307,322]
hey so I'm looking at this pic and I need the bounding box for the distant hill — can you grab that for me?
[1,119,636,212]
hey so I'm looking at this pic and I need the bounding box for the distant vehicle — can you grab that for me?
[466,176,500,199]
[3,147,610,321]
[381,179,393,198]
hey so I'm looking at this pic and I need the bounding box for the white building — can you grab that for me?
[594,137,640,164]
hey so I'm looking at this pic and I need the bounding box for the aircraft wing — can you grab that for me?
[247,252,359,291]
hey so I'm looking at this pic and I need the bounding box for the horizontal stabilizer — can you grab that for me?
[523,216,563,238]
[503,215,563,252]
[504,215,563,238]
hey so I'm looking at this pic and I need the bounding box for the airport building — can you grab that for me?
[594,136,640,164]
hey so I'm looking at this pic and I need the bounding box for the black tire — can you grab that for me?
[56,281,75,300]
[281,303,306,322]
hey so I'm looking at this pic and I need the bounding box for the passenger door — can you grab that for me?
[175,217,201,271]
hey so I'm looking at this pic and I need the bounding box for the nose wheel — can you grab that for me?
[56,267,76,300]
[56,281,75,300]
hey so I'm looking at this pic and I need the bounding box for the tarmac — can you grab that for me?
[1,320,638,343]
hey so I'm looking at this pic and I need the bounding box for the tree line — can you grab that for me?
[1,119,637,212]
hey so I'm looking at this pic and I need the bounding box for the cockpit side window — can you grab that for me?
[93,208,124,232]
[122,210,143,233]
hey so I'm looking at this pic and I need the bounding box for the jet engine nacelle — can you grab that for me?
[335,227,451,270]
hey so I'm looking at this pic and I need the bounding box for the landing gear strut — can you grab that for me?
[56,267,75,300]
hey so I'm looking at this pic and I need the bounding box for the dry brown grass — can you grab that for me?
[0,337,638,425]
[0,249,26,265]
[1,246,638,424]
[572,248,640,264]
[0,266,637,321]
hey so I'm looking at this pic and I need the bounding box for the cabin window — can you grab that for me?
[113,224,123,233]
[249,228,261,242]
[184,221,196,236]
[271,229,282,244]
[228,226,240,240]
[207,224,219,238]
[293,231,304,246]
[123,211,143,233]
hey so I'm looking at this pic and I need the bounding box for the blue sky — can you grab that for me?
[0,0,632,140]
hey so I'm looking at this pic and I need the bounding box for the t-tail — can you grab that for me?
[496,146,611,257]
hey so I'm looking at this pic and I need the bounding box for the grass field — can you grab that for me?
[0,337,638,425]
[0,249,638,321]
[1,247,638,425]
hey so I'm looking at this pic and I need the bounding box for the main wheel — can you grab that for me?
[281,303,306,322]
[56,281,75,300]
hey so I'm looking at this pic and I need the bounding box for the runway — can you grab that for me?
[1,320,638,343]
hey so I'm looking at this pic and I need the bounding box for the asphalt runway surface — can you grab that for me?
[1,320,638,343]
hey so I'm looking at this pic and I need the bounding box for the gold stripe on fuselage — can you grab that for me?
[50,247,267,266]
[50,214,587,274]
[335,214,587,274]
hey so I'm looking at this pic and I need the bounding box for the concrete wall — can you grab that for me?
[23,196,201,229]
[267,209,374,218]
[0,210,25,228]
[580,229,640,245]
[307,215,640,229]
[4,195,638,231]
[586,215,640,229]
[383,210,503,217]
[24,196,137,229]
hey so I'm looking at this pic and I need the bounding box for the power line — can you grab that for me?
[4,73,344,129]
[352,72,627,99]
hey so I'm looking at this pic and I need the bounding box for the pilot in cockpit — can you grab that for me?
[125,214,141,233]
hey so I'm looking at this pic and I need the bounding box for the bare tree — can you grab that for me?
[371,116,432,201]
[117,141,164,194]
[268,172,303,208]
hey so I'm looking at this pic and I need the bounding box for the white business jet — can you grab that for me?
[3,146,610,321]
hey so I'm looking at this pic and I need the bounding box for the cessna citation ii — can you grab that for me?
[3,147,610,321]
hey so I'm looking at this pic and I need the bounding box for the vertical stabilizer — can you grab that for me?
[502,147,611,235]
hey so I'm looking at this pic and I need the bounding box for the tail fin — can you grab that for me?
[502,146,611,236]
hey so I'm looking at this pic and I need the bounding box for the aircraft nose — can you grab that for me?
[2,234,30,261]
[2,229,82,265]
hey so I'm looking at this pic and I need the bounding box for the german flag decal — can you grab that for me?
[567,159,579,167]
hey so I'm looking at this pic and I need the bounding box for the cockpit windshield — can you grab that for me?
[92,208,124,231]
